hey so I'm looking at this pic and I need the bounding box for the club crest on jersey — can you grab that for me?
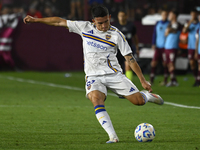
[106,34,111,40]
[87,84,91,90]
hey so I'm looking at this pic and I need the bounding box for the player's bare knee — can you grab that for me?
[137,96,145,106]
[126,93,145,106]
[88,91,105,106]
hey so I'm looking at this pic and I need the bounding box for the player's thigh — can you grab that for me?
[85,76,107,105]
[106,72,139,97]
[124,92,145,105]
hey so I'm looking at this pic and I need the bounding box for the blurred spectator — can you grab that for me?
[150,9,169,85]
[0,5,19,70]
[114,10,139,81]
[13,2,26,18]
[27,2,42,18]
[148,7,156,15]
[164,9,181,87]
[35,0,47,15]
[111,0,125,21]
[68,0,83,20]
[182,8,199,86]
[43,4,54,17]
[48,0,61,16]
[135,8,143,21]
[125,0,136,21]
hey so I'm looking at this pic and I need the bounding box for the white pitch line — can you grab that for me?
[0,75,200,110]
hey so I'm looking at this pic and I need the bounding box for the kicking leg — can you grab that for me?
[88,90,119,143]
[125,91,164,105]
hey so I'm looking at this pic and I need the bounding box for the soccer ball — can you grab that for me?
[134,123,155,142]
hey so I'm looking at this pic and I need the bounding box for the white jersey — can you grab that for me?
[67,20,132,76]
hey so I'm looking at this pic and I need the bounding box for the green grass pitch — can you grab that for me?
[0,71,199,150]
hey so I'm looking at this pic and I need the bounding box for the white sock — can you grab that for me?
[140,91,148,103]
[94,105,117,139]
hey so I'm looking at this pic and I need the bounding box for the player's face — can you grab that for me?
[168,12,174,21]
[118,12,127,22]
[93,15,111,32]
[161,11,168,21]
[190,11,198,20]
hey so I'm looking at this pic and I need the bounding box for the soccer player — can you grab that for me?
[183,9,199,86]
[150,9,169,85]
[164,10,181,87]
[23,5,164,143]
[195,17,200,87]
[114,10,139,81]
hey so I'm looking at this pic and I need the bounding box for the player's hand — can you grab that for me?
[141,80,152,93]
[23,15,35,24]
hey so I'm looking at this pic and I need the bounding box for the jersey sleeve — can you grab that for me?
[116,30,132,56]
[67,20,88,35]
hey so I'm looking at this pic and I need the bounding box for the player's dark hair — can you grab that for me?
[170,9,179,17]
[118,9,127,15]
[161,8,168,13]
[190,8,198,13]
[91,5,109,18]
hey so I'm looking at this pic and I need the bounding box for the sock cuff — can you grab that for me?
[94,105,106,114]
[140,92,147,103]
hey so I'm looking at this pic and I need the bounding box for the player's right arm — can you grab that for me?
[23,15,68,28]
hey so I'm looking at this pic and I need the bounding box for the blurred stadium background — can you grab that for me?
[0,0,199,72]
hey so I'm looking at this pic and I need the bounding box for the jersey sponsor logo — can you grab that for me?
[86,41,107,51]
[88,30,93,34]
[129,87,135,92]
[106,34,111,40]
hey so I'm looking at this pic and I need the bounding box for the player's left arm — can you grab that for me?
[124,53,152,92]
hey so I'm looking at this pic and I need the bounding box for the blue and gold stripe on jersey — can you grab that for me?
[107,59,118,73]
[82,32,116,47]
[109,26,126,42]
[109,26,116,31]
[117,30,126,42]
